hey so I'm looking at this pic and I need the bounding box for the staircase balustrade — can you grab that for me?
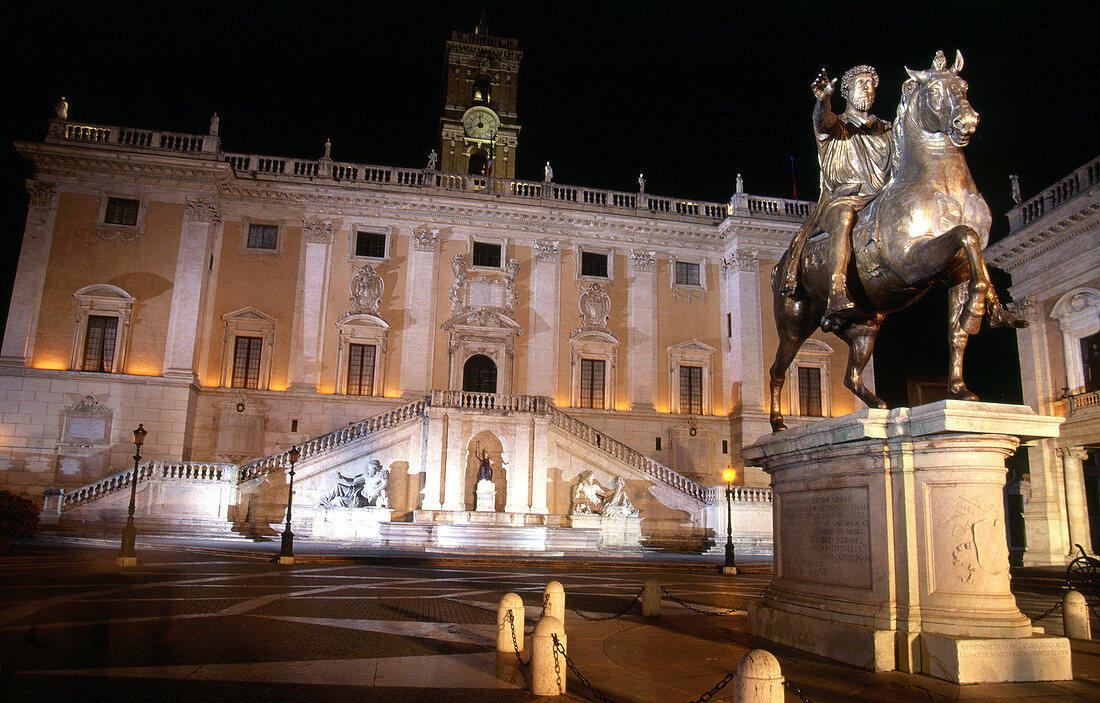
[237,397,429,482]
[546,406,711,503]
[58,461,238,511]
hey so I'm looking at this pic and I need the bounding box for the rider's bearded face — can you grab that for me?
[848,74,876,112]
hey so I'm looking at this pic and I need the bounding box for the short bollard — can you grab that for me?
[544,580,565,622]
[642,579,661,617]
[733,649,784,703]
[1063,589,1092,640]
[532,615,567,696]
[497,592,525,653]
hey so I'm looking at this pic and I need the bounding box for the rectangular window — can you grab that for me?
[231,336,263,389]
[355,231,387,258]
[722,439,729,454]
[1082,332,1100,393]
[471,241,502,268]
[247,224,279,250]
[726,312,732,338]
[655,437,662,451]
[679,365,703,415]
[798,366,823,416]
[581,251,609,278]
[675,261,701,286]
[346,343,377,396]
[579,358,606,409]
[82,315,118,372]
[104,197,139,226]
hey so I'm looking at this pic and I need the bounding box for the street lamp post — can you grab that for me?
[278,445,301,565]
[117,424,147,567]
[721,465,737,575]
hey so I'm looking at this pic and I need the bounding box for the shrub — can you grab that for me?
[0,490,40,539]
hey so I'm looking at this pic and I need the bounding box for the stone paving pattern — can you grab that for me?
[1,539,1098,702]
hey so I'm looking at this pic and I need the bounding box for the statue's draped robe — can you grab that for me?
[779,110,892,294]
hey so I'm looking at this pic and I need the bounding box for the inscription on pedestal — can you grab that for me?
[780,487,871,589]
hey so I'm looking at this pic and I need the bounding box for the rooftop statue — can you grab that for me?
[768,51,1026,432]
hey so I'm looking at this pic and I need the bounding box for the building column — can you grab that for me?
[162,199,219,380]
[288,219,333,391]
[400,227,441,395]
[627,250,656,411]
[1,181,58,365]
[506,416,532,513]
[421,410,445,510]
[442,413,466,510]
[530,416,550,513]
[1012,300,1070,566]
[526,239,560,399]
[1059,446,1093,555]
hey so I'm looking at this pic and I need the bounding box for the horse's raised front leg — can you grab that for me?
[836,316,888,409]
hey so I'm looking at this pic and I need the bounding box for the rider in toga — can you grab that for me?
[778,65,892,332]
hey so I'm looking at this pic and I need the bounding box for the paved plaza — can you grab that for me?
[1,538,1098,702]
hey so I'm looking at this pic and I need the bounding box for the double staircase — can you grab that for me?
[43,392,771,553]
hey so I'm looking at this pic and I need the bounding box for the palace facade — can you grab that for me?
[987,155,1100,566]
[0,23,861,553]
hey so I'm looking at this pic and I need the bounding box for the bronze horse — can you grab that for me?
[769,51,1025,432]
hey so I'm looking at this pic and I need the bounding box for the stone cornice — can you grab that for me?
[15,141,231,187]
[986,189,1100,272]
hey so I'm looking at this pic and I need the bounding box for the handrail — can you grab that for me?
[58,460,238,511]
[1068,389,1100,414]
[42,116,815,225]
[237,396,430,482]
[546,406,710,503]
[430,389,548,413]
[704,485,773,504]
[1008,154,1100,233]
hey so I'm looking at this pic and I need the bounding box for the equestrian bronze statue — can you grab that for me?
[769,50,1026,432]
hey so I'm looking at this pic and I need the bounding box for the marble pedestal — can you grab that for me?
[744,401,1070,684]
[308,506,392,541]
[569,514,643,550]
[475,480,496,512]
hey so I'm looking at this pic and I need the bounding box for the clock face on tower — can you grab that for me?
[462,106,500,141]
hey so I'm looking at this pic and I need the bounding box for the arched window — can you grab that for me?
[468,148,489,176]
[462,354,497,393]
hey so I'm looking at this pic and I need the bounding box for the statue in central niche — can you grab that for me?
[767,51,1026,432]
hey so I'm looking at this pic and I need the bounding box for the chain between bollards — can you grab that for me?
[505,610,529,666]
[660,586,741,615]
[1030,597,1064,623]
[551,633,736,703]
[569,586,645,621]
[784,680,817,702]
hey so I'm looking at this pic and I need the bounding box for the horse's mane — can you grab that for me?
[890,79,919,179]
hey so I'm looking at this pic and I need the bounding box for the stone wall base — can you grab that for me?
[920,633,1071,684]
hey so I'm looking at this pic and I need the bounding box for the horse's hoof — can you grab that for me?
[989,306,1028,329]
[770,417,788,432]
[949,386,979,402]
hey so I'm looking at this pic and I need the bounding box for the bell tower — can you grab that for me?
[439,12,522,178]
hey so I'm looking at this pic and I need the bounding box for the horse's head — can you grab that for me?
[903,50,979,147]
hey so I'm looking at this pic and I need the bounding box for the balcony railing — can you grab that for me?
[1008,154,1100,233]
[1068,389,1100,414]
[45,117,813,226]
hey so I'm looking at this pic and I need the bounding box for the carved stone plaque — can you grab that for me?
[779,487,872,589]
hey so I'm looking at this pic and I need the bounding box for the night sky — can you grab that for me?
[3,1,1098,405]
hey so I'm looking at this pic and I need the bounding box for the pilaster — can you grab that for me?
[526,239,560,398]
[288,219,333,391]
[506,417,533,512]
[400,227,441,395]
[722,250,765,417]
[163,199,220,380]
[627,249,656,411]
[442,412,465,510]
[530,415,550,513]
[1,181,58,365]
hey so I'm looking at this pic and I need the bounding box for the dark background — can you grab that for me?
[2,0,1098,405]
